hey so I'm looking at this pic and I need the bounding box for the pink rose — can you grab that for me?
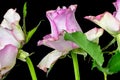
[85,12,120,36]
[37,5,104,72]
[37,4,81,72]
[85,0,120,37]
[38,5,82,52]
[0,8,24,78]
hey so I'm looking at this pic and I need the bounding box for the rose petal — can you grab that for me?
[0,27,20,49]
[37,50,67,72]
[0,44,18,78]
[1,8,25,43]
[1,8,20,29]
[113,0,120,21]
[38,34,78,52]
[85,12,120,36]
[46,4,82,39]
[85,27,104,42]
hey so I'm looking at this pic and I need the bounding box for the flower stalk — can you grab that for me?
[116,34,120,51]
[26,57,37,80]
[103,72,107,80]
[71,52,80,80]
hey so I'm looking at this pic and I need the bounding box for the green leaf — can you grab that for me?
[107,51,120,74]
[92,60,108,74]
[26,20,43,43]
[22,2,27,36]
[23,2,27,18]
[64,31,104,66]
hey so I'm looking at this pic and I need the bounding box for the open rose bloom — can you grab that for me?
[0,9,24,78]
[37,5,104,72]
[84,0,120,37]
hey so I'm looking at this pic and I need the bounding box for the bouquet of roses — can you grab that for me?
[0,0,120,80]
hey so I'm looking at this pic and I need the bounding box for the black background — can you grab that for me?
[0,0,119,80]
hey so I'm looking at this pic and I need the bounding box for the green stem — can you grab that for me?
[116,34,120,51]
[26,57,37,80]
[102,38,115,51]
[71,52,80,80]
[103,72,107,80]
[22,15,27,37]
